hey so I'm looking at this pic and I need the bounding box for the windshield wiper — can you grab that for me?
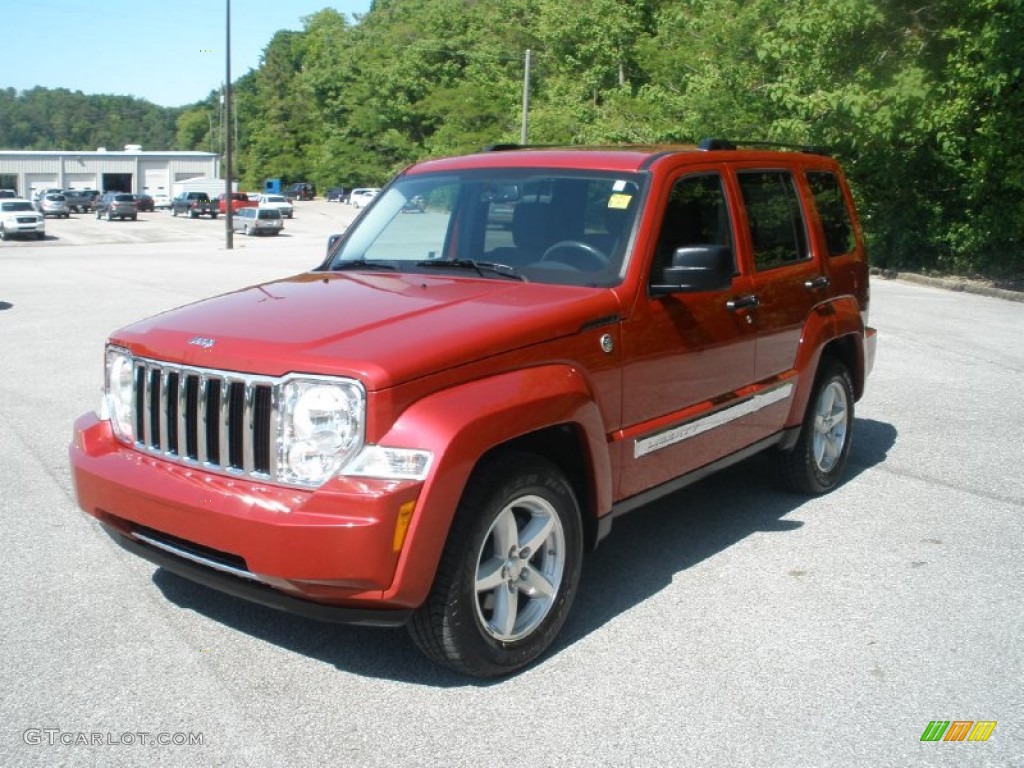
[415,259,527,282]
[332,259,398,271]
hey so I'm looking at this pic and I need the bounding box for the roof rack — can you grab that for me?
[482,143,523,152]
[697,138,831,156]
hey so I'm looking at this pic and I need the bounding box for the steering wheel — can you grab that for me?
[539,240,607,271]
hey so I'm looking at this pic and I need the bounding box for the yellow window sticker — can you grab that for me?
[608,193,632,210]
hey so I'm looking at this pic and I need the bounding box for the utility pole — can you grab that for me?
[520,49,531,145]
[224,0,233,249]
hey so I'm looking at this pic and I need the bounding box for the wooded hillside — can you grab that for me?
[3,0,1021,278]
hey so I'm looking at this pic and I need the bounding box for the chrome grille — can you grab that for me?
[131,359,277,480]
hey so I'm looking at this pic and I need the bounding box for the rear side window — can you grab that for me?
[807,171,856,256]
[737,171,809,271]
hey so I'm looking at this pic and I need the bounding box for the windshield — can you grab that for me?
[325,169,644,287]
[2,202,34,212]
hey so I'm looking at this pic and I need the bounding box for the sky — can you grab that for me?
[3,0,372,108]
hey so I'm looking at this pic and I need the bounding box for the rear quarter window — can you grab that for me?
[806,171,856,256]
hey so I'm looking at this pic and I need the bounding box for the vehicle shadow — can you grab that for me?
[151,417,896,687]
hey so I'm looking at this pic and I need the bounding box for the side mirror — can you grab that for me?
[650,244,734,295]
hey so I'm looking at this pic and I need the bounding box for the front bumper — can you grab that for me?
[4,219,44,235]
[70,412,424,615]
[100,523,410,626]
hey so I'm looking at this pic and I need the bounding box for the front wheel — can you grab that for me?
[778,358,855,494]
[409,453,583,677]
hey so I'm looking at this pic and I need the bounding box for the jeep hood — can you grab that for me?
[112,271,622,390]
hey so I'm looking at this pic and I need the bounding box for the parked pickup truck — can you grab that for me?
[170,191,218,218]
[71,139,876,678]
[63,189,99,213]
[217,192,258,215]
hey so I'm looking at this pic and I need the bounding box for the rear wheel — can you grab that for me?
[409,453,583,677]
[778,358,855,494]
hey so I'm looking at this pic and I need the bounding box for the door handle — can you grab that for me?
[804,275,830,290]
[726,294,759,311]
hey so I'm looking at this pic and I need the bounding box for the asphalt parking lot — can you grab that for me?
[15,199,354,248]
[0,216,1021,767]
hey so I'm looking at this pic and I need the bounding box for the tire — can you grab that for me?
[188,209,197,219]
[36,232,45,240]
[243,225,251,236]
[131,214,137,221]
[0,225,6,241]
[409,453,583,677]
[105,211,112,222]
[778,357,855,494]
[211,213,218,219]
[172,208,178,217]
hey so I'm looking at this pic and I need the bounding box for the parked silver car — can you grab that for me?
[94,192,138,221]
[231,206,283,236]
[37,193,71,218]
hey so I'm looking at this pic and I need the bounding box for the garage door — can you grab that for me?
[26,173,58,198]
[142,167,169,196]
[64,173,98,191]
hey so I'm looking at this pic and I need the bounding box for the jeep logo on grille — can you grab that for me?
[188,336,216,349]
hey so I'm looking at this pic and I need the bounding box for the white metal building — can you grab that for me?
[0,146,219,199]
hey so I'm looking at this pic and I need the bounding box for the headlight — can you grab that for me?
[104,346,136,443]
[279,378,364,486]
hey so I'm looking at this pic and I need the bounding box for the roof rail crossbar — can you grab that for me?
[697,138,737,151]
[482,143,522,152]
[699,138,831,156]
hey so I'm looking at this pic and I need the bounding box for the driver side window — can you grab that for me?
[652,174,734,276]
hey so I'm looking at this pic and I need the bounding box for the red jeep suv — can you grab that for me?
[70,140,876,677]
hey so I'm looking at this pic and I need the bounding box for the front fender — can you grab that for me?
[377,364,611,607]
